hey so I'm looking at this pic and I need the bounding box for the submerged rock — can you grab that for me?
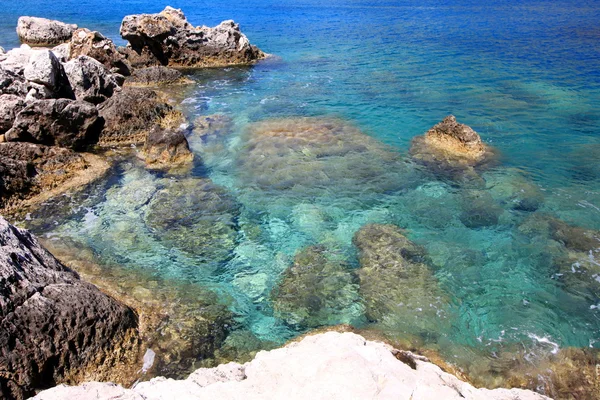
[144,178,239,262]
[459,189,504,229]
[32,332,549,400]
[119,7,265,68]
[141,126,193,168]
[97,87,178,145]
[271,245,360,328]
[16,17,77,46]
[0,216,139,400]
[410,115,496,175]
[193,114,233,138]
[63,55,120,104]
[69,28,131,76]
[0,142,109,213]
[5,98,103,150]
[484,168,544,212]
[126,66,186,86]
[353,224,448,340]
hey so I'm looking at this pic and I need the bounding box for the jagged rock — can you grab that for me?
[271,245,360,328]
[23,50,72,99]
[126,66,185,86]
[5,99,103,150]
[410,115,496,174]
[16,17,77,46]
[141,126,193,168]
[97,87,177,145]
[0,216,139,400]
[0,66,28,97]
[63,55,120,104]
[69,28,131,76]
[0,95,26,133]
[119,7,265,68]
[32,332,549,400]
[51,43,70,62]
[353,224,448,339]
[0,142,108,213]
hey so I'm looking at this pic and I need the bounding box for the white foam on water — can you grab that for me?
[528,333,560,354]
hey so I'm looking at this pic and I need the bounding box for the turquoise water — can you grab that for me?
[4,0,600,391]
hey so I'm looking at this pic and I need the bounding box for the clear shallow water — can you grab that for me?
[3,0,600,393]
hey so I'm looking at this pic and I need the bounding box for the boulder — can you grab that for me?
[0,66,28,97]
[69,28,131,76]
[126,66,185,86]
[141,126,193,168]
[97,87,178,145]
[16,17,77,46]
[63,56,120,104]
[271,245,360,328]
[51,43,70,62]
[353,224,448,339]
[0,142,107,212]
[5,99,103,150]
[23,50,72,99]
[0,95,26,133]
[410,115,496,173]
[119,7,265,68]
[0,216,139,400]
[0,45,35,76]
[31,332,549,400]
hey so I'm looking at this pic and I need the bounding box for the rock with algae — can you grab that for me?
[271,245,361,328]
[141,126,194,169]
[144,178,240,263]
[353,224,449,341]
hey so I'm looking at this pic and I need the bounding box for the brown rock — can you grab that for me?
[141,126,193,168]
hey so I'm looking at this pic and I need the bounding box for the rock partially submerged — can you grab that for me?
[0,217,139,400]
[141,126,193,168]
[119,7,265,68]
[32,331,549,400]
[16,17,77,46]
[410,115,496,174]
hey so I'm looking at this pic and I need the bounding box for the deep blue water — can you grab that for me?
[3,0,600,390]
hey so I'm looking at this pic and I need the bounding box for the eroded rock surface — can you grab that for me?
[32,332,549,400]
[119,7,265,68]
[0,217,139,400]
[126,66,185,86]
[0,95,26,133]
[16,17,77,46]
[141,126,193,168]
[63,55,120,104]
[69,28,131,76]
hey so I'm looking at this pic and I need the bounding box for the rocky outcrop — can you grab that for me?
[97,87,177,145]
[5,98,103,150]
[119,7,265,68]
[32,332,549,400]
[0,95,26,133]
[16,17,77,47]
[141,126,193,168]
[63,56,120,104]
[353,224,448,339]
[23,49,73,100]
[0,142,109,213]
[410,115,495,173]
[271,245,359,328]
[0,64,29,97]
[0,216,139,400]
[69,28,131,76]
[126,66,186,86]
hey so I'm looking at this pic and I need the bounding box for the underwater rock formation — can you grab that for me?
[353,224,448,340]
[0,142,109,213]
[459,189,504,228]
[144,178,240,262]
[5,98,103,150]
[410,115,496,175]
[236,117,414,203]
[97,87,180,145]
[32,332,549,400]
[193,114,234,138]
[68,28,131,76]
[141,126,194,168]
[119,7,265,68]
[271,245,360,328]
[16,17,77,47]
[0,216,139,400]
[483,168,544,212]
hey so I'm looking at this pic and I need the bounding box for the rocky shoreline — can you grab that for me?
[1,6,598,400]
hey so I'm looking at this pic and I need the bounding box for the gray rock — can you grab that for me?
[51,43,71,62]
[23,50,72,99]
[127,66,184,85]
[119,7,265,68]
[0,45,34,75]
[0,66,28,97]
[0,216,139,400]
[63,55,119,104]
[5,98,103,150]
[141,126,193,168]
[16,16,77,46]
[0,95,26,133]
[69,28,131,76]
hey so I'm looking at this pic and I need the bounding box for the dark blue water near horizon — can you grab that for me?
[3,0,600,392]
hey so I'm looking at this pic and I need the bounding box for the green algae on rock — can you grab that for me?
[271,245,361,329]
